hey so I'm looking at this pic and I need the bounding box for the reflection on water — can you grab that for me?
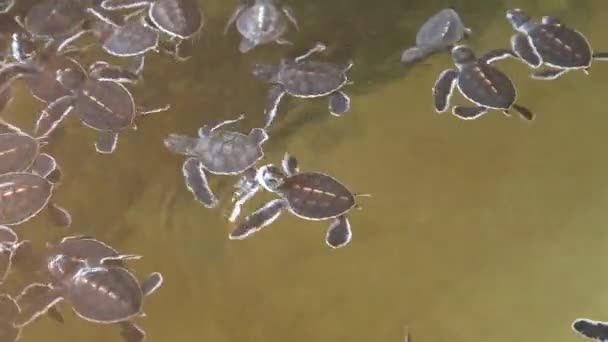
[3,0,608,341]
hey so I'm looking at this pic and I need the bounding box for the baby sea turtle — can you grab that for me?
[164,113,269,208]
[100,0,204,58]
[401,8,471,64]
[253,42,353,128]
[46,235,142,268]
[0,226,27,285]
[35,63,169,153]
[229,153,368,249]
[572,318,608,342]
[0,119,58,177]
[224,0,298,53]
[0,294,22,342]
[15,258,163,342]
[432,45,533,121]
[506,8,608,79]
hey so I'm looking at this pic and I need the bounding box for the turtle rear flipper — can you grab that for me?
[328,91,350,116]
[511,33,542,67]
[593,52,608,60]
[512,104,534,121]
[95,131,119,154]
[325,216,352,249]
[31,153,57,179]
[264,85,286,128]
[452,106,488,120]
[119,321,145,342]
[182,158,218,208]
[531,67,566,80]
[47,203,72,228]
[35,96,74,138]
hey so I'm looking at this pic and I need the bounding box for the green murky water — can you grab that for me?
[3,0,608,341]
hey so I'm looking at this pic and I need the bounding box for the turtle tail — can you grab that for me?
[164,134,198,155]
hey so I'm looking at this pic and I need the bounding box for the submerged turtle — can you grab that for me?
[224,0,299,53]
[0,294,22,342]
[229,153,368,249]
[401,8,471,64]
[506,8,608,79]
[35,62,169,153]
[0,171,71,228]
[100,0,204,59]
[15,256,163,342]
[164,113,269,208]
[0,226,27,285]
[432,45,534,121]
[572,318,608,342]
[253,42,353,128]
[0,119,58,177]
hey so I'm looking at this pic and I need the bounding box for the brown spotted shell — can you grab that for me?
[0,172,53,226]
[278,172,355,220]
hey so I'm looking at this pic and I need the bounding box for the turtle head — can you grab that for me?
[47,254,83,281]
[252,64,279,82]
[10,32,36,63]
[451,45,476,65]
[56,67,85,92]
[506,8,530,30]
[256,165,285,192]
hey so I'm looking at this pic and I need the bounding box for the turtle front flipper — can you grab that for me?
[0,226,17,244]
[542,16,562,26]
[264,85,286,128]
[223,2,247,35]
[325,216,352,249]
[512,104,534,121]
[89,64,141,84]
[511,33,542,67]
[100,0,147,10]
[328,91,351,116]
[0,248,12,284]
[452,106,488,120]
[47,203,72,227]
[95,131,120,154]
[479,49,516,64]
[572,318,608,342]
[281,153,299,176]
[228,182,259,223]
[530,67,567,80]
[0,86,11,113]
[592,52,608,61]
[35,96,74,138]
[119,321,146,342]
[140,272,163,296]
[14,283,63,328]
[100,254,142,267]
[432,69,458,112]
[282,5,299,31]
[31,153,57,179]
[229,198,286,240]
[182,158,218,208]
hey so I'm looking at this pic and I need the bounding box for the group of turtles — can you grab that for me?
[0,0,607,341]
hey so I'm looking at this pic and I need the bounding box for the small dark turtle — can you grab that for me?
[100,0,204,60]
[0,0,14,14]
[224,0,298,53]
[253,42,353,128]
[164,113,269,208]
[0,294,22,342]
[572,318,608,342]
[0,171,71,228]
[229,153,368,249]
[506,8,608,79]
[35,63,169,153]
[432,45,533,121]
[401,8,471,64]
[15,258,163,342]
[0,226,27,285]
[0,119,58,178]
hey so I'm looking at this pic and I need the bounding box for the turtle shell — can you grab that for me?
[47,237,120,267]
[64,267,143,323]
[75,80,136,132]
[0,133,39,174]
[101,22,159,57]
[416,8,465,49]
[24,0,86,38]
[196,131,263,174]
[278,61,347,97]
[457,63,515,109]
[23,55,83,103]
[236,2,287,45]
[279,172,355,220]
[149,0,203,39]
[0,172,53,226]
[527,24,592,68]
